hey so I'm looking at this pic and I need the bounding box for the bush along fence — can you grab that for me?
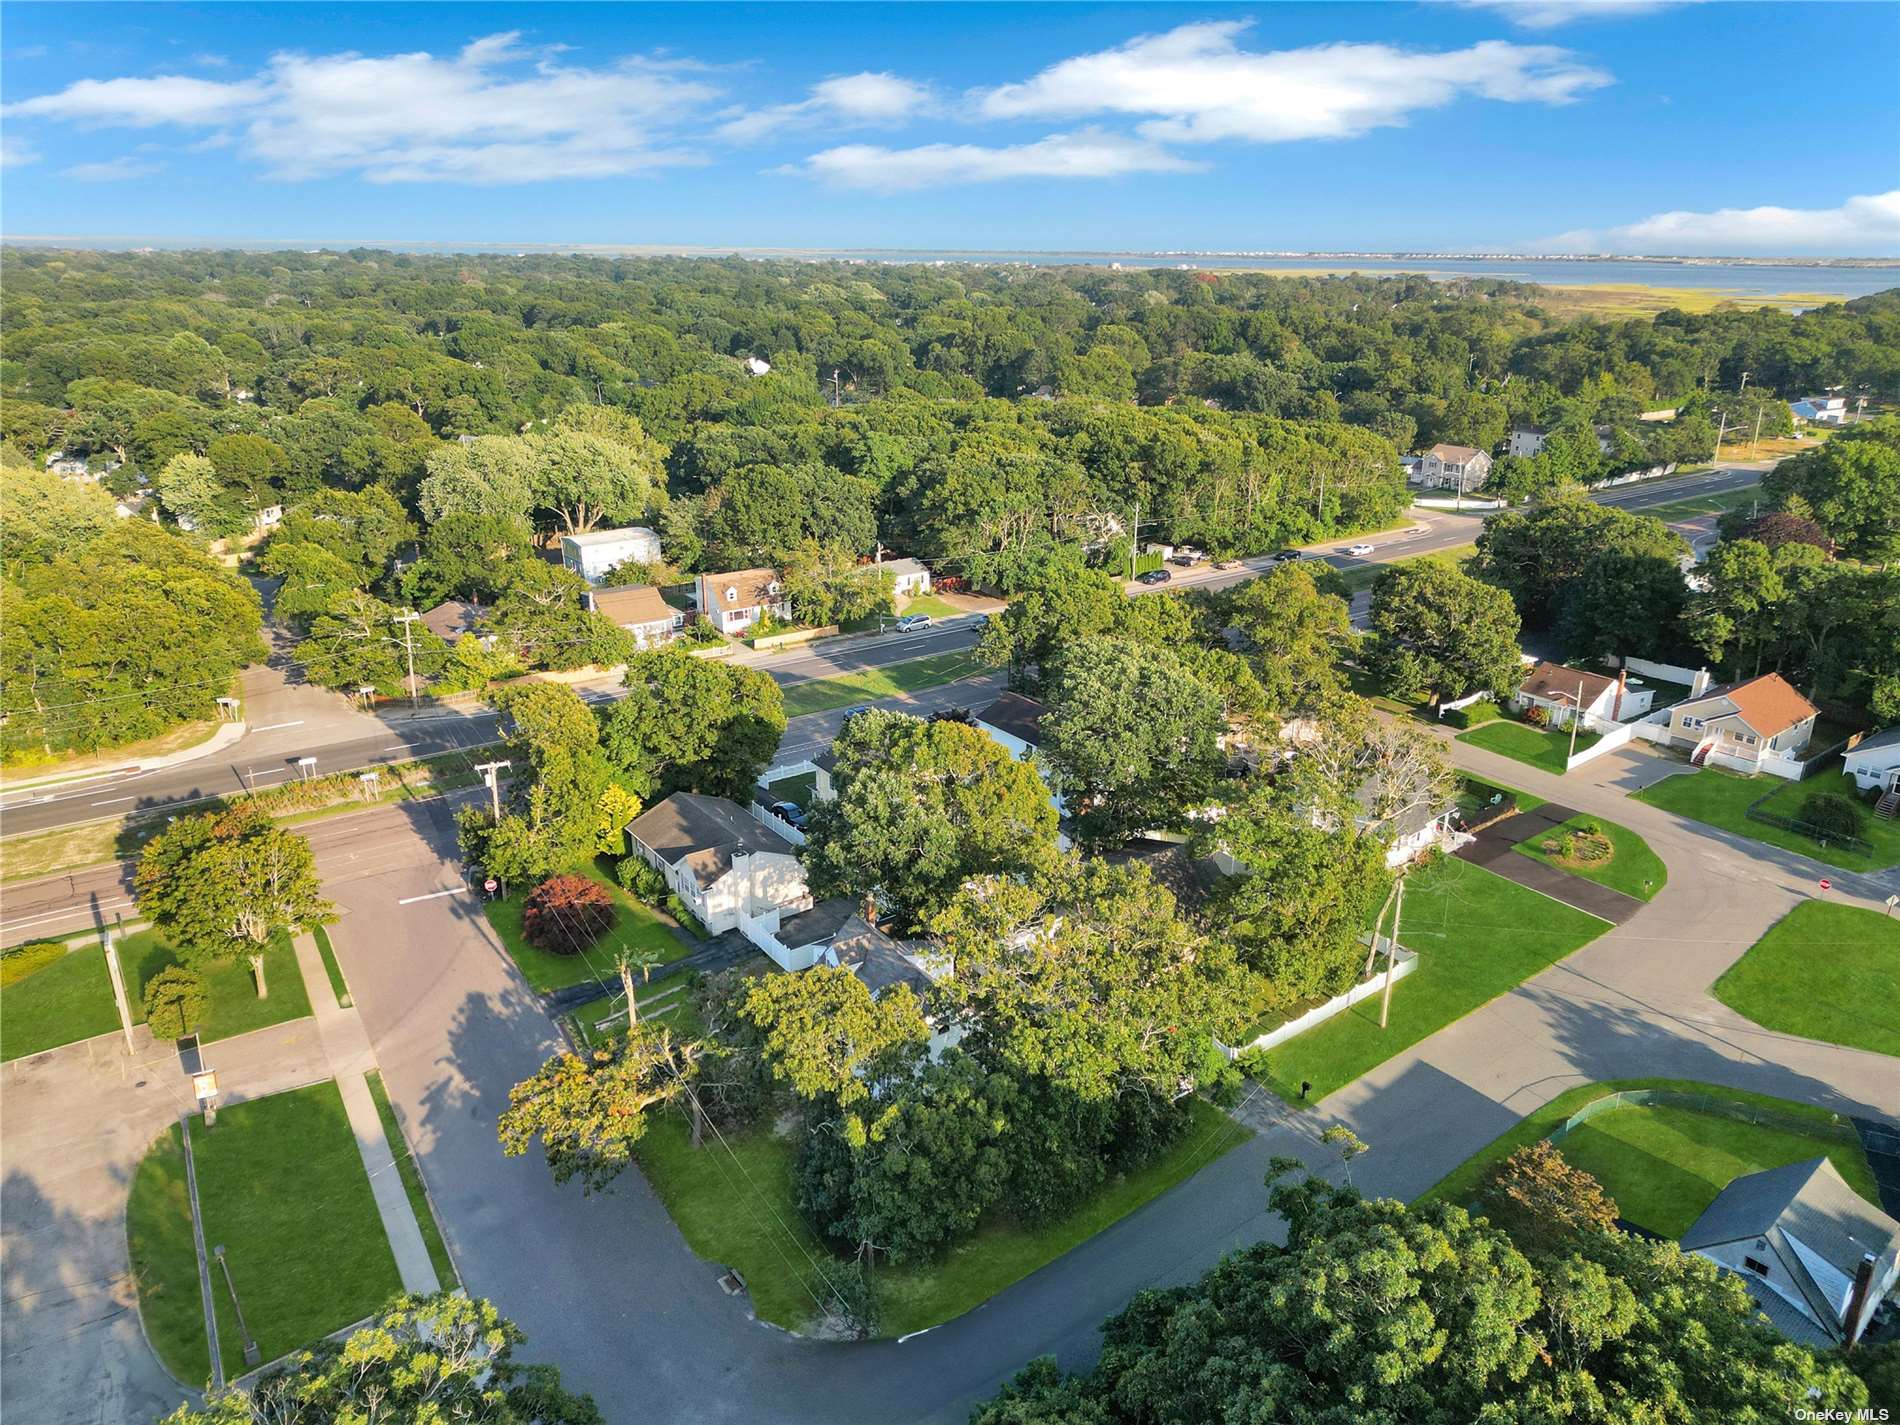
[1545,1089,1860,1150]
[1744,788,1874,856]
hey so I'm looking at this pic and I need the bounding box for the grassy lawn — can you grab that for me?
[895,592,964,621]
[191,1082,402,1377]
[124,1123,208,1385]
[763,771,818,807]
[1638,485,1765,523]
[1712,901,1900,1057]
[1457,719,1598,776]
[482,859,694,994]
[121,928,311,1044]
[1633,768,1900,872]
[1515,813,1667,901]
[311,925,350,1007]
[364,1071,458,1289]
[1,942,122,1061]
[638,1096,1243,1337]
[1417,1078,1872,1218]
[1252,857,1606,1103]
[3,927,311,1061]
[780,650,986,718]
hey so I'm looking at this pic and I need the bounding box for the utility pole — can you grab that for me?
[473,760,510,819]
[1128,498,1140,581]
[104,914,136,1054]
[1739,370,1750,393]
[1751,405,1764,457]
[393,609,422,710]
[1711,409,1728,465]
[1379,874,1406,1029]
[1567,676,1586,765]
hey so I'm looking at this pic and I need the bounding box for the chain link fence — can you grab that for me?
[1546,1089,1859,1149]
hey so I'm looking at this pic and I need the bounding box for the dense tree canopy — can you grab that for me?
[972,1167,1872,1425]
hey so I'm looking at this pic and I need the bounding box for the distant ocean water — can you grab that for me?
[796,251,1899,301]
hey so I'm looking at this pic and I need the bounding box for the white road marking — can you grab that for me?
[398,887,467,905]
[252,720,305,732]
[247,768,289,780]
[90,796,138,806]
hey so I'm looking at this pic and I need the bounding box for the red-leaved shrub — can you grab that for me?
[521,874,616,954]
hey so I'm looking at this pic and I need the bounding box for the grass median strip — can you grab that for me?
[1251,856,1606,1103]
[779,651,985,718]
[1711,901,1900,1058]
[125,1122,207,1385]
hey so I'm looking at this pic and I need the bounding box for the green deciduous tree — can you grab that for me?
[1041,637,1226,846]
[134,805,331,998]
[1197,779,1391,1004]
[930,857,1242,1104]
[1475,495,1687,631]
[1216,563,1353,715]
[1759,416,1900,561]
[1366,559,1523,703]
[738,965,928,1118]
[600,653,786,800]
[1479,1141,1620,1256]
[800,711,1059,928]
[497,1024,700,1193]
[159,1293,599,1425]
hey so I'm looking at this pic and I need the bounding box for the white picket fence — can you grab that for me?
[1217,946,1418,1058]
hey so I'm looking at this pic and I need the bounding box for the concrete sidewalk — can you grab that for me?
[290,933,441,1296]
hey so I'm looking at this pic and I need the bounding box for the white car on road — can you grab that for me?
[1343,543,1376,556]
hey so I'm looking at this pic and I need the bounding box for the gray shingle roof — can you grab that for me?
[776,896,861,951]
[1847,725,1900,755]
[977,692,1046,747]
[827,916,936,997]
[626,792,794,889]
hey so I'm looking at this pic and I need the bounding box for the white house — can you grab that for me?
[1356,788,1459,868]
[878,556,932,598]
[1414,443,1492,492]
[1664,672,1819,777]
[624,793,815,963]
[1790,396,1848,427]
[1681,1157,1900,1349]
[975,692,1070,841]
[1507,425,1615,459]
[1842,726,1900,799]
[584,584,683,649]
[560,527,662,585]
[1513,661,1654,731]
[695,567,793,636]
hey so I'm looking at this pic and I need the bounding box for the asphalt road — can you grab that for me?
[0,466,1764,844]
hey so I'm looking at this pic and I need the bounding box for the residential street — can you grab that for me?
[0,466,1767,844]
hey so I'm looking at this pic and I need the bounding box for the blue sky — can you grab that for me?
[3,2,1897,254]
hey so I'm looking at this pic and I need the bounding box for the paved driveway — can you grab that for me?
[1454,803,1646,924]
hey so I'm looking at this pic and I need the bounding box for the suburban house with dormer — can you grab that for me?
[1681,1157,1900,1349]
[695,567,793,636]
[1664,672,1819,777]
[1414,443,1492,492]
[624,793,814,960]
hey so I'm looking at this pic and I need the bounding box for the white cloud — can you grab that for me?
[1,133,38,168]
[3,31,721,184]
[1540,190,1900,255]
[6,73,268,126]
[1449,1,1696,30]
[787,129,1202,192]
[976,20,1610,144]
[716,71,931,144]
[62,155,163,182]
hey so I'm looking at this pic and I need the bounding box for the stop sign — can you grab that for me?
[1819,878,1832,892]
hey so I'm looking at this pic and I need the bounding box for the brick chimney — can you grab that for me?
[1842,1252,1878,1348]
[1613,668,1627,722]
